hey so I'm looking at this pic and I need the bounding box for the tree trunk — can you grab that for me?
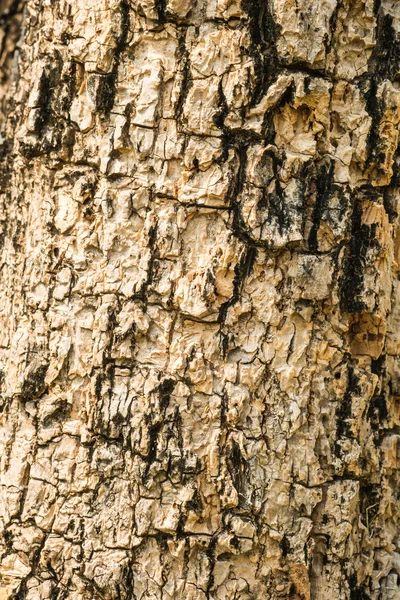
[0,0,399,598]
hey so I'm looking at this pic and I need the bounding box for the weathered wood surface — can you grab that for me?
[0,0,399,598]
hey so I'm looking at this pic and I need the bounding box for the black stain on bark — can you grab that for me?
[335,367,360,456]
[157,377,175,412]
[308,160,335,252]
[339,200,378,314]
[348,573,372,600]
[226,439,249,506]
[20,363,48,402]
[241,0,280,106]
[369,9,400,82]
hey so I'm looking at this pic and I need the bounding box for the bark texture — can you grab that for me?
[0,0,400,598]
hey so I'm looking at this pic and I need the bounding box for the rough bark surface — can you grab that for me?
[0,0,400,598]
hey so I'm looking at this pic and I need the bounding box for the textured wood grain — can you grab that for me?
[0,0,399,598]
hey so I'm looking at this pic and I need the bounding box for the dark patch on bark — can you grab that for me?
[241,0,280,106]
[0,0,25,89]
[157,377,175,412]
[368,354,388,429]
[174,31,192,122]
[94,0,130,117]
[155,0,167,25]
[335,367,360,455]
[205,536,217,598]
[143,420,162,480]
[185,487,203,514]
[359,482,380,529]
[324,0,340,55]
[362,78,385,170]
[280,535,291,558]
[20,363,48,402]
[218,244,256,324]
[94,74,118,116]
[369,9,400,82]
[213,79,230,132]
[348,573,372,599]
[13,579,28,600]
[382,185,399,223]
[368,389,388,426]
[139,219,158,300]
[308,160,335,252]
[339,200,379,314]
[33,65,59,137]
[226,439,249,506]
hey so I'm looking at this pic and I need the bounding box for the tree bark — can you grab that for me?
[0,0,399,598]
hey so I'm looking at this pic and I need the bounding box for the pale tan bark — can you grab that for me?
[0,0,399,599]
